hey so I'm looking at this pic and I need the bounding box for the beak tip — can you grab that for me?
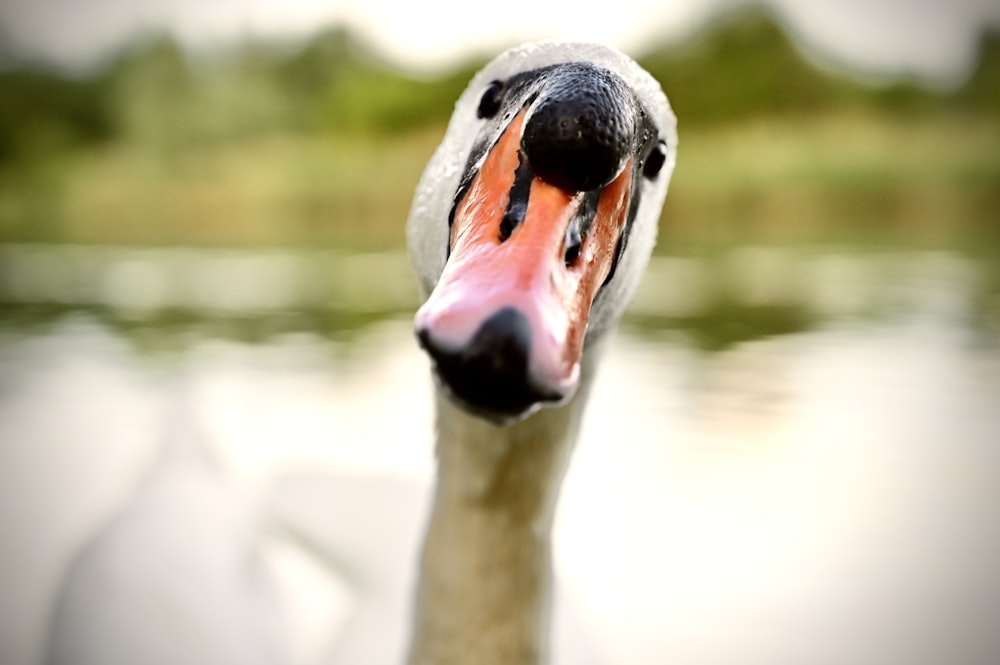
[414,306,579,424]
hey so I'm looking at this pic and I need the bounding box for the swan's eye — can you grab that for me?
[477,80,504,119]
[642,139,667,180]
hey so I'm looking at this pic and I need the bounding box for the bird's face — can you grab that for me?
[409,43,676,425]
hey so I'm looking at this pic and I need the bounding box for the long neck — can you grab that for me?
[407,351,599,665]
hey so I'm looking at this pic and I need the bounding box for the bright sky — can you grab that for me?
[2,0,999,84]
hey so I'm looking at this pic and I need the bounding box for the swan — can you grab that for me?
[406,42,676,665]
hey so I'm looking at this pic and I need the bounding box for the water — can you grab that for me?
[0,245,998,665]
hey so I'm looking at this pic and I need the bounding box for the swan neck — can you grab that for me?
[407,351,599,665]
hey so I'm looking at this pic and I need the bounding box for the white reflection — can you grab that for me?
[102,255,172,315]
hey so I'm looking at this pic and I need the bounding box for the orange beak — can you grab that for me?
[415,110,634,419]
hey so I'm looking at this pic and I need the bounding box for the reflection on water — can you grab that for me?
[0,246,998,665]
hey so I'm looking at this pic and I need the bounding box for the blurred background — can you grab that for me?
[1,1,999,664]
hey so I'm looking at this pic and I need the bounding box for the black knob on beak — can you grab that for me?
[520,63,636,192]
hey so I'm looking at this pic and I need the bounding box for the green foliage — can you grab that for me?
[0,68,114,163]
[638,8,846,124]
[275,28,481,134]
[634,6,993,124]
[0,10,996,251]
[100,37,197,147]
[317,63,479,134]
[1,9,997,161]
[957,31,1000,114]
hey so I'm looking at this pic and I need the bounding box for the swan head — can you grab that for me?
[408,42,677,425]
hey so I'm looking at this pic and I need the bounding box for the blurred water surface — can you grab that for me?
[1,245,999,665]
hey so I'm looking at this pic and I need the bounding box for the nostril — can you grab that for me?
[564,225,582,266]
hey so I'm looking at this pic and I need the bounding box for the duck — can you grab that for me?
[405,41,676,665]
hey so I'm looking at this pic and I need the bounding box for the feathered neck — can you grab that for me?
[406,345,602,665]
